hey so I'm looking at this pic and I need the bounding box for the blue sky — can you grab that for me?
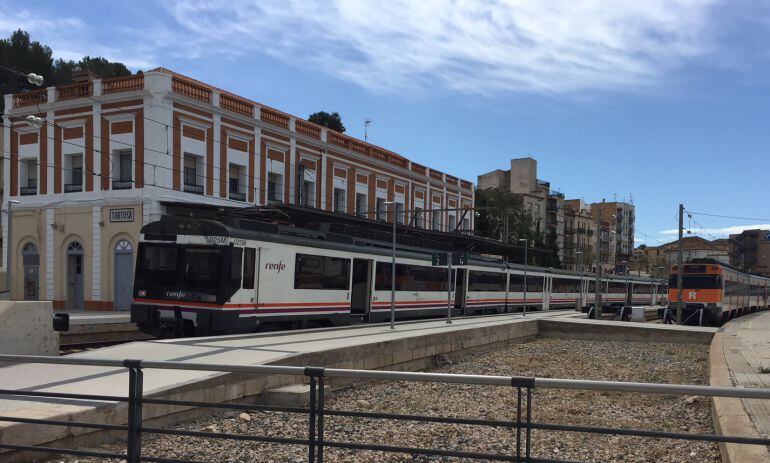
[3,0,770,245]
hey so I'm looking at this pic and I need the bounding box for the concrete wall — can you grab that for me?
[539,318,715,344]
[0,301,57,355]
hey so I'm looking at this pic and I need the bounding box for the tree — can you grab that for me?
[543,228,562,269]
[0,30,132,113]
[308,111,345,133]
[474,187,543,248]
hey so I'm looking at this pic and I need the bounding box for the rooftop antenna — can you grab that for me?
[364,118,372,143]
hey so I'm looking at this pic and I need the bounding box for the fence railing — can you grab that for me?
[0,354,769,463]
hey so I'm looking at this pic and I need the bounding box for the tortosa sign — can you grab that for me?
[109,208,135,223]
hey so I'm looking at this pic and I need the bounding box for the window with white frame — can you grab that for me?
[183,153,204,194]
[229,163,246,201]
[395,202,404,224]
[267,172,283,202]
[111,149,132,189]
[64,153,83,192]
[299,166,316,207]
[448,212,456,231]
[376,197,387,221]
[20,159,37,195]
[432,208,443,231]
[333,188,346,213]
[414,207,425,228]
[355,193,367,217]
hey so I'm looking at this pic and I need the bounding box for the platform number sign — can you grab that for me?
[432,252,448,266]
[452,252,470,266]
[432,252,469,266]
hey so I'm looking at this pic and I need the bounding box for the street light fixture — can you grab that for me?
[384,200,397,329]
[519,238,528,316]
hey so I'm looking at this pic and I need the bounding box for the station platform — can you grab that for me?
[57,311,150,348]
[711,311,770,462]
[0,309,717,462]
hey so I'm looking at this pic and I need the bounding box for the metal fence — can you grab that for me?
[1,354,770,462]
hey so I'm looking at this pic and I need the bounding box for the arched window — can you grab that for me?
[67,241,84,254]
[115,239,133,253]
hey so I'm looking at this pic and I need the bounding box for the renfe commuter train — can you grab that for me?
[668,260,770,325]
[131,213,666,337]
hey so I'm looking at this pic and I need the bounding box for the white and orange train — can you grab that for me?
[668,261,770,325]
[131,215,665,337]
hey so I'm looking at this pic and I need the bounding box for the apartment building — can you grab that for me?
[478,157,635,273]
[563,199,594,272]
[634,236,729,277]
[2,68,474,310]
[729,229,770,276]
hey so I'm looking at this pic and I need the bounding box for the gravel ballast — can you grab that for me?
[59,338,717,463]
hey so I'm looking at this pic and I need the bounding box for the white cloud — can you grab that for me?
[165,0,719,94]
[659,224,770,237]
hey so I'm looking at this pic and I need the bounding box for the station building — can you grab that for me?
[2,69,475,311]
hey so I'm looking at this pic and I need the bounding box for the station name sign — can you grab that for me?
[110,208,135,223]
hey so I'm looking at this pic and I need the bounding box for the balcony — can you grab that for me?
[229,191,246,202]
[112,180,132,190]
[64,184,83,193]
[20,186,37,196]
[184,183,204,195]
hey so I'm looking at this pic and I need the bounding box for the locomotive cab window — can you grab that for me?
[295,253,351,290]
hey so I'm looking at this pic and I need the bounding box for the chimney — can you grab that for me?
[72,67,101,83]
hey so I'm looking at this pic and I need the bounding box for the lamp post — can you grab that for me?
[5,200,20,297]
[385,201,397,329]
[519,238,528,316]
[576,250,583,309]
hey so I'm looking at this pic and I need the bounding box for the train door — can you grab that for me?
[454,268,466,312]
[543,275,551,311]
[351,258,373,316]
[626,283,633,306]
[242,247,258,303]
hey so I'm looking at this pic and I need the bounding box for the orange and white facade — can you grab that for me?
[2,68,474,311]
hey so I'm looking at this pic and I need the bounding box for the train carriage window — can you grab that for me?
[243,247,256,290]
[230,248,243,291]
[375,263,455,292]
[608,282,626,293]
[526,275,543,292]
[467,271,507,292]
[552,278,581,293]
[295,253,351,290]
[509,274,524,292]
[587,280,595,293]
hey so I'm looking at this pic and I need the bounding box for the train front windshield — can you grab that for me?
[668,275,722,289]
[135,243,226,302]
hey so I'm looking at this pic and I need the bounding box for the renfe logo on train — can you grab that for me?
[265,261,286,273]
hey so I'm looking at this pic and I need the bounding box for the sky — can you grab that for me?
[2,0,769,246]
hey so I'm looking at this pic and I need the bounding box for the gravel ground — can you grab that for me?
[58,338,717,463]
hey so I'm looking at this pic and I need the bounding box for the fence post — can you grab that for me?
[305,366,326,463]
[124,359,144,463]
[511,376,535,463]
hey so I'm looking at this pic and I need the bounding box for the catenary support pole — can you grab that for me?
[677,203,684,324]
[595,205,602,320]
[447,253,453,324]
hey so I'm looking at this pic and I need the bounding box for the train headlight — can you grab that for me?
[202,294,217,303]
[137,290,147,297]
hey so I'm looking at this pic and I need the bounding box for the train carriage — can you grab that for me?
[668,260,770,325]
[132,214,666,337]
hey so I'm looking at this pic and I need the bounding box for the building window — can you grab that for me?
[267,172,282,202]
[20,159,37,195]
[376,197,387,221]
[229,163,246,201]
[183,153,204,194]
[65,154,83,193]
[448,212,456,231]
[432,209,442,231]
[414,208,424,228]
[333,188,346,213]
[112,150,132,190]
[462,217,470,232]
[355,193,367,217]
[301,179,315,207]
[395,202,404,224]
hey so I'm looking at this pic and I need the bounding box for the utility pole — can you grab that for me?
[676,203,684,324]
[364,119,372,143]
[594,206,602,320]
